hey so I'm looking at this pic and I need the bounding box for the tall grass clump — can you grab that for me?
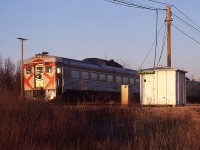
[1,94,200,150]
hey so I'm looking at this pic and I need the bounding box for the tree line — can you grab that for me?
[0,55,21,95]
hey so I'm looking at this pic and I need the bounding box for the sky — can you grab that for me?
[1,0,200,80]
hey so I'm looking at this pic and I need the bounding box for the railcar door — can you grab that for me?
[35,64,44,88]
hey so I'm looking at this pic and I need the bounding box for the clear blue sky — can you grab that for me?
[1,0,200,79]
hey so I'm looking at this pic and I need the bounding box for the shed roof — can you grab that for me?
[138,67,187,74]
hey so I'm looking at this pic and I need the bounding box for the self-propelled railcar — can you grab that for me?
[186,79,200,103]
[24,53,139,102]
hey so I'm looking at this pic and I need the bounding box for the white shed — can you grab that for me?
[138,67,187,106]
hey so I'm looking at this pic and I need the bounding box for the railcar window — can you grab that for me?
[99,74,106,81]
[91,72,97,80]
[26,68,32,74]
[45,66,52,73]
[57,66,61,74]
[63,68,71,78]
[37,67,43,73]
[45,62,52,65]
[72,70,79,79]
[116,76,122,83]
[107,75,113,82]
[129,78,134,84]
[123,77,128,84]
[135,78,140,84]
[82,71,89,79]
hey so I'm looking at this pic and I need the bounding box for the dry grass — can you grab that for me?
[1,93,200,150]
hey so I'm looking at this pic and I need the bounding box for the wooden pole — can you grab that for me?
[166,5,172,67]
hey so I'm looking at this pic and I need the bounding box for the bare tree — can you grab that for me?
[0,57,20,94]
[0,55,3,90]
[14,61,21,92]
[117,58,133,69]
[3,57,15,90]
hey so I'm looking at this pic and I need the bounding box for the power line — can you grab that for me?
[105,0,129,7]
[172,5,200,30]
[157,24,167,66]
[172,24,200,45]
[147,0,169,5]
[173,13,200,36]
[129,0,164,9]
[139,21,165,69]
[105,0,154,10]
[154,9,158,67]
[104,0,166,11]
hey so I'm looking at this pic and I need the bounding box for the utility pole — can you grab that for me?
[17,37,27,98]
[166,5,172,67]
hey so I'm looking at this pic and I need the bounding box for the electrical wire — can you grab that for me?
[128,0,165,9]
[173,13,200,36]
[172,5,200,30]
[147,0,169,5]
[172,24,200,45]
[104,0,166,11]
[105,0,155,10]
[129,0,156,7]
[157,24,167,66]
[154,9,158,67]
[139,21,165,69]
[172,5,200,45]
[105,0,130,7]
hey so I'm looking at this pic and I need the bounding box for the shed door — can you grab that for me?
[144,75,154,105]
[157,71,167,104]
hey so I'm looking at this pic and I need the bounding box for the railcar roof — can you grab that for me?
[83,58,124,68]
[24,53,138,74]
